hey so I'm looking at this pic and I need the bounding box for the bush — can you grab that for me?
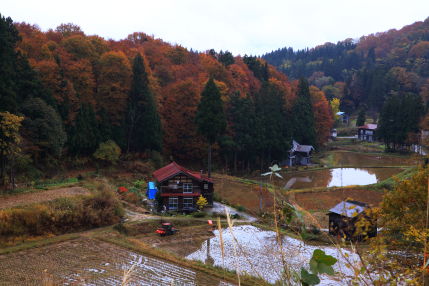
[192,211,206,218]
[93,140,121,165]
[133,179,146,189]
[0,184,124,242]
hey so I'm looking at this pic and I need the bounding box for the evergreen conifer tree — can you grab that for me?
[68,104,99,155]
[196,78,227,177]
[254,82,290,166]
[292,78,316,146]
[356,109,366,126]
[126,53,162,153]
[378,93,424,151]
[228,93,257,170]
[0,14,20,113]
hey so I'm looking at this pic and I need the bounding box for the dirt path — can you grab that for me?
[0,187,89,209]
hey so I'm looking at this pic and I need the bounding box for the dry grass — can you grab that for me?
[0,187,89,209]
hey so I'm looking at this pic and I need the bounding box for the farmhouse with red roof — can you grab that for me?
[357,124,377,142]
[153,162,214,212]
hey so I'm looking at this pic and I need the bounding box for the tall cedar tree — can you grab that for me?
[378,93,424,151]
[68,104,99,155]
[21,97,67,164]
[356,109,366,126]
[255,82,290,166]
[196,78,226,177]
[228,93,257,171]
[126,53,162,153]
[0,14,55,113]
[0,14,20,113]
[292,78,316,146]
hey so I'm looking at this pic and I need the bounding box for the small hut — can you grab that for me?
[328,200,377,240]
[286,140,315,166]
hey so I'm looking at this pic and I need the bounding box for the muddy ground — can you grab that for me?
[293,188,384,211]
[0,187,89,209]
[135,225,216,257]
[0,237,232,286]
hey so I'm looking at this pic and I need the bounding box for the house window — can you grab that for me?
[168,197,178,210]
[204,184,208,190]
[183,198,194,209]
[183,183,193,193]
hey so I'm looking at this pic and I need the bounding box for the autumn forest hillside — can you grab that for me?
[263,17,429,117]
[0,14,333,183]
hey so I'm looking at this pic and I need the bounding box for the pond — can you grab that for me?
[215,166,402,214]
[187,225,360,285]
[282,167,401,190]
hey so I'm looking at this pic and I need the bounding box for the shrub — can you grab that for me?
[192,211,206,218]
[134,179,146,189]
[93,140,121,165]
[196,195,208,210]
[0,184,124,243]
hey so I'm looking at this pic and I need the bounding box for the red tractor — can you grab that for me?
[155,223,178,236]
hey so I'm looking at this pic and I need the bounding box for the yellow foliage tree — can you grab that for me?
[196,195,208,210]
[0,112,24,186]
[330,98,340,120]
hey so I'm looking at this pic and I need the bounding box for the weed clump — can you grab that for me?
[0,182,123,244]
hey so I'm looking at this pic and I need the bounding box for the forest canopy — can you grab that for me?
[0,14,335,184]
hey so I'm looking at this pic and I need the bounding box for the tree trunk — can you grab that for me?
[233,152,237,174]
[208,144,212,178]
[0,151,5,187]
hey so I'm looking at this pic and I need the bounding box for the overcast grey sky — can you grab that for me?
[3,0,429,55]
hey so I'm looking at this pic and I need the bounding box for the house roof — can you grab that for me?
[291,140,314,154]
[153,161,213,183]
[358,124,377,130]
[328,200,368,218]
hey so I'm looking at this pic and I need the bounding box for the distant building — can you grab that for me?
[328,200,377,240]
[357,124,377,142]
[336,111,349,125]
[285,140,315,166]
[153,162,214,212]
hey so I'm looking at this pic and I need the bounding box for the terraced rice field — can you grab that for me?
[0,187,89,209]
[187,225,359,285]
[0,238,233,285]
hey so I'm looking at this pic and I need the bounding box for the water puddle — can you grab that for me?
[187,225,359,285]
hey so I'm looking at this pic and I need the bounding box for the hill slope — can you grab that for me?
[263,17,429,113]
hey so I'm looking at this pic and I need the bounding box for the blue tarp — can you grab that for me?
[147,181,158,199]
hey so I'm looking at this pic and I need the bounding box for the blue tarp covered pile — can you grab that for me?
[147,182,158,199]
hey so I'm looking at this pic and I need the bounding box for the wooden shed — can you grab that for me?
[328,200,377,241]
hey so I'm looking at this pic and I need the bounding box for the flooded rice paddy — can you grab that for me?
[187,225,359,285]
[328,151,418,167]
[282,167,401,190]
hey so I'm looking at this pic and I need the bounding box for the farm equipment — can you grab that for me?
[155,223,178,236]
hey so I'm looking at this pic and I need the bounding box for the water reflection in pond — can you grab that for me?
[282,167,401,190]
